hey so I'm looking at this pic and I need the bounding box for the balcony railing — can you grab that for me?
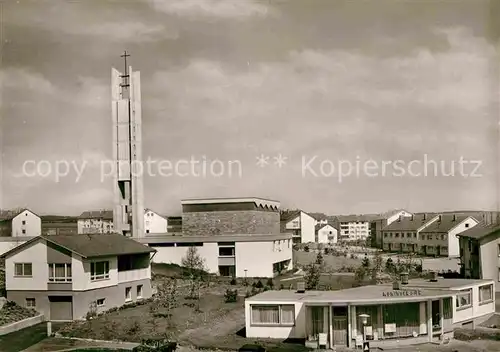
[118,268,150,282]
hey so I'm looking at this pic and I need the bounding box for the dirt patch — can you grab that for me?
[454,327,500,341]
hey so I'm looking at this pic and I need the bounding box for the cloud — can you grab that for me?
[64,22,175,42]
[149,0,275,19]
[146,25,494,161]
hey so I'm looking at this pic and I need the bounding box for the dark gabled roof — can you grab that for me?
[420,215,474,233]
[335,214,380,223]
[280,210,301,222]
[309,212,328,221]
[0,233,155,259]
[383,214,438,231]
[456,221,500,240]
[78,210,113,220]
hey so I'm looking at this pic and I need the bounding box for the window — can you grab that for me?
[219,247,235,256]
[395,233,399,238]
[479,284,493,303]
[146,230,150,233]
[25,298,36,308]
[125,287,132,301]
[137,285,143,299]
[456,289,472,309]
[465,223,469,228]
[22,229,26,234]
[251,305,295,325]
[90,261,110,281]
[14,263,32,277]
[96,298,106,307]
[384,233,388,238]
[48,263,72,282]
[22,221,26,225]
[413,233,417,238]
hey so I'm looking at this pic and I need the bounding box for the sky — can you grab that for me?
[1,0,499,216]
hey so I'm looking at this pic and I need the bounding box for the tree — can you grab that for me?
[304,252,325,290]
[181,247,206,301]
[361,256,370,268]
[154,278,178,322]
[385,257,394,274]
[371,251,384,282]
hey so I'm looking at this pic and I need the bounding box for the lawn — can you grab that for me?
[294,249,362,271]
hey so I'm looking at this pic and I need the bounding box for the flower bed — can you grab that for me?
[0,301,39,326]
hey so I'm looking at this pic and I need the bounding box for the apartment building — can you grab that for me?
[144,209,168,234]
[41,216,78,236]
[458,221,500,291]
[419,215,479,257]
[0,209,41,237]
[315,224,338,244]
[140,197,293,278]
[166,216,182,233]
[0,233,154,320]
[336,215,378,242]
[77,210,114,234]
[382,214,439,253]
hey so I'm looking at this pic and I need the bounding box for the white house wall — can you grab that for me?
[5,240,48,291]
[72,255,119,291]
[317,225,337,244]
[144,211,168,234]
[447,218,479,258]
[387,211,412,226]
[245,300,306,339]
[300,213,316,243]
[151,239,293,278]
[479,239,500,291]
[451,283,495,323]
[11,211,41,237]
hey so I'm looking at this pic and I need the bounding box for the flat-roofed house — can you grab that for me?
[1,233,155,321]
[140,197,293,278]
[245,276,495,349]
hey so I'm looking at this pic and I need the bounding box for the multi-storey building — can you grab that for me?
[0,233,154,320]
[166,216,182,233]
[418,215,479,257]
[336,215,378,242]
[382,214,439,253]
[458,221,500,291]
[144,209,168,234]
[41,216,78,236]
[0,209,41,237]
[139,197,293,278]
[371,209,413,248]
[77,211,114,234]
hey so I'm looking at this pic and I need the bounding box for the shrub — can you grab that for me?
[230,277,237,285]
[279,284,285,290]
[266,278,274,288]
[224,289,238,303]
[255,280,264,288]
[304,245,310,252]
[324,248,330,255]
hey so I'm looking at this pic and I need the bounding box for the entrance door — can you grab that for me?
[332,306,348,346]
[49,296,73,321]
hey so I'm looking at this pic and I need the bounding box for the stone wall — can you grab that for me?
[182,210,280,236]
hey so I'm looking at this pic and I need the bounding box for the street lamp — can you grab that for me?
[358,314,370,350]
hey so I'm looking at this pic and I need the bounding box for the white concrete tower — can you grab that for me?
[111,52,145,238]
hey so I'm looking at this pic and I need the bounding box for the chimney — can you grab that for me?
[452,214,456,222]
[296,281,306,293]
[429,271,439,282]
[423,213,426,221]
[400,272,409,285]
[398,215,402,222]
[411,214,414,221]
[438,215,442,223]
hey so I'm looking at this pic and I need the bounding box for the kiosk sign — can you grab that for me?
[382,289,422,297]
